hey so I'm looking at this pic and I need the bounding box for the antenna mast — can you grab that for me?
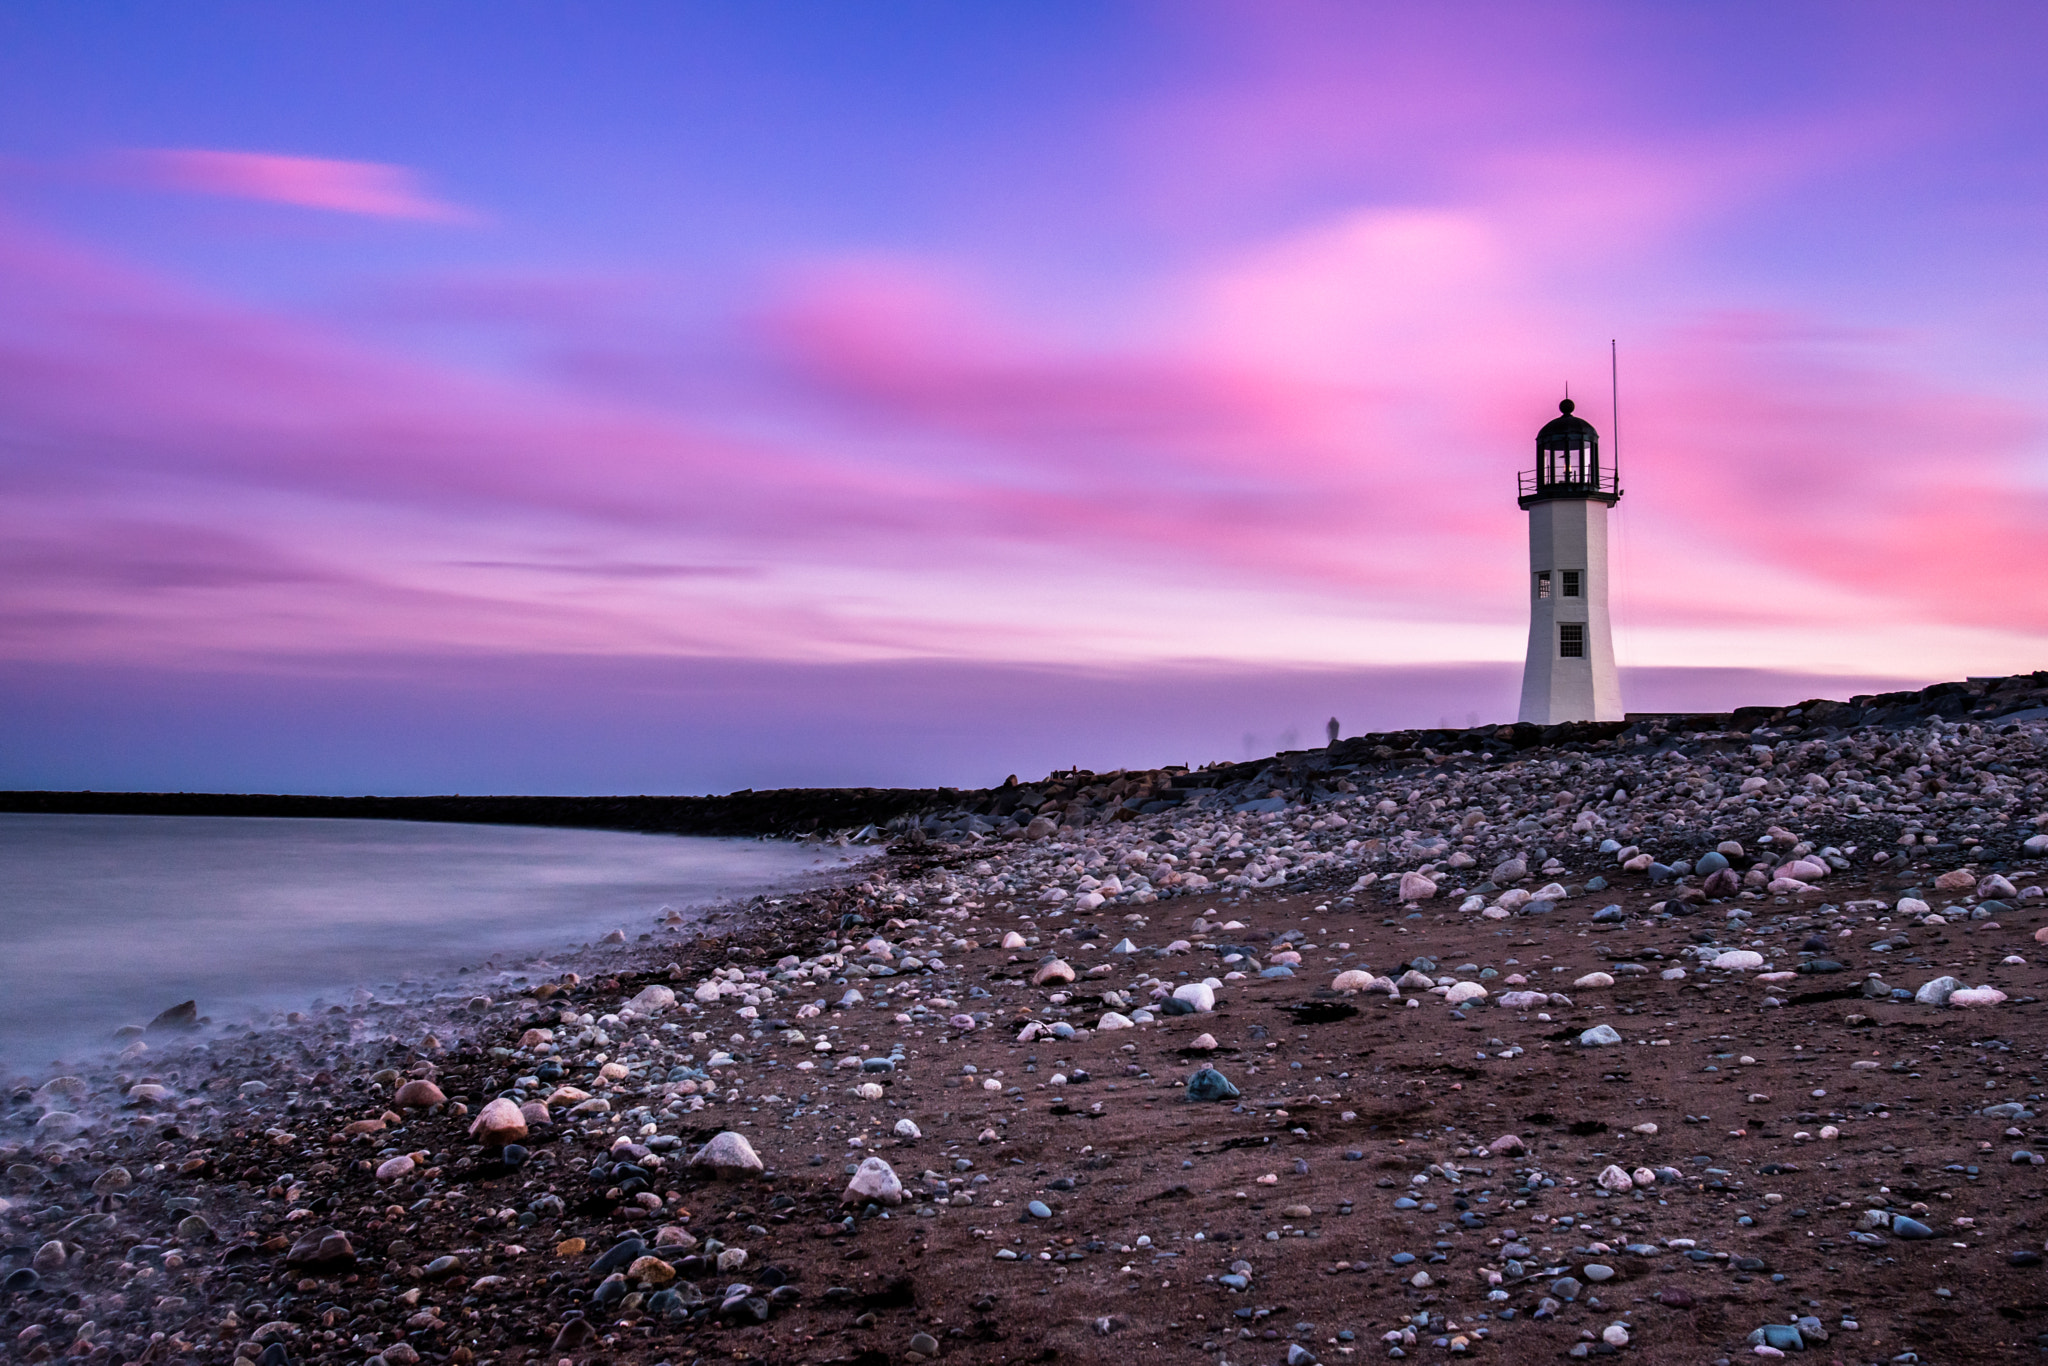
[1609,339,1620,492]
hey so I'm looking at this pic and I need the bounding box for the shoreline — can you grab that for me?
[4,683,2047,1365]
[7,670,2044,846]
[0,834,878,1088]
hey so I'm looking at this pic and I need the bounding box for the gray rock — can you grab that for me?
[843,1157,904,1206]
[284,1227,356,1269]
[550,1319,596,1352]
[690,1131,766,1180]
[1914,976,1962,1006]
[147,1000,200,1033]
[32,1112,88,1142]
[589,1237,647,1278]
[1582,1263,1614,1282]
[1890,1216,1935,1239]
[1186,1067,1240,1102]
[1578,1024,1622,1047]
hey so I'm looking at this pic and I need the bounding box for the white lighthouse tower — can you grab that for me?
[1517,397,1623,723]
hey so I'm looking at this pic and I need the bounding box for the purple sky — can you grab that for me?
[1,3,2042,794]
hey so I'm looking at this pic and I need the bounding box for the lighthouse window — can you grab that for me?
[1534,571,1552,600]
[1559,622,1586,658]
[1561,570,1581,597]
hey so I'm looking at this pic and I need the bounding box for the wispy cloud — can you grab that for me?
[112,149,476,223]
[0,197,2043,681]
[447,560,764,580]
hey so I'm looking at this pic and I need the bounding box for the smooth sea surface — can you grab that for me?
[0,813,856,1075]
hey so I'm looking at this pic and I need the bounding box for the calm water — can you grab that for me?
[0,813,854,1075]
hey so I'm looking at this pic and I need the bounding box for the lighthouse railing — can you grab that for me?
[1518,467,1621,503]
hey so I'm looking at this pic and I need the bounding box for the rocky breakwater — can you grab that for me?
[15,671,2046,850]
[3,675,2048,1365]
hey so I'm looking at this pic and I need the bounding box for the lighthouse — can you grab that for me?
[1517,398,1623,723]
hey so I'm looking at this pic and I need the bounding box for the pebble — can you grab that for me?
[392,1079,446,1108]
[589,1237,647,1277]
[1913,975,1963,1005]
[1032,959,1075,987]
[1399,872,1438,901]
[627,1253,677,1284]
[691,1131,766,1179]
[1186,1067,1240,1102]
[468,1096,528,1147]
[1949,986,2007,1007]
[844,1157,904,1206]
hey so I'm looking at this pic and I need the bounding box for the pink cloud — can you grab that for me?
[116,149,475,223]
[0,176,2043,681]
[1621,314,2048,627]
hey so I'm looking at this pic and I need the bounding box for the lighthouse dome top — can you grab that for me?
[1536,398,1599,450]
[1518,397,1620,508]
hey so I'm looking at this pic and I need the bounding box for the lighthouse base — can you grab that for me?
[1517,497,1623,725]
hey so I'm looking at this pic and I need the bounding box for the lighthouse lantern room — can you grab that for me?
[1517,398,1623,724]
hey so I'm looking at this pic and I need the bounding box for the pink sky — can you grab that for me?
[0,3,2043,791]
